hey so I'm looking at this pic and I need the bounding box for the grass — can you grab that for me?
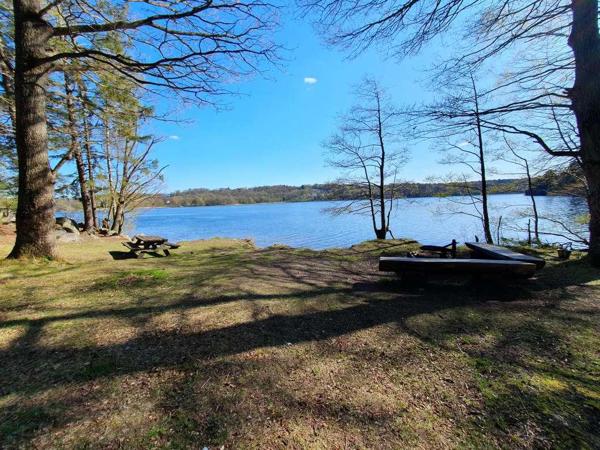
[0,236,599,448]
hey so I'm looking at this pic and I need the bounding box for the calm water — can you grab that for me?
[88,194,586,249]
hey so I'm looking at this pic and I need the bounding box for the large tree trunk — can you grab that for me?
[8,0,55,259]
[569,0,600,265]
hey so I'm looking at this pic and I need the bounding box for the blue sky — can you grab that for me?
[147,8,457,192]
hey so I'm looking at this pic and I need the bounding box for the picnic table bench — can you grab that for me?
[122,235,180,258]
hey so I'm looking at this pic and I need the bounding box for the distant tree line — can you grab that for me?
[526,161,587,197]
[3,163,584,214]
[134,166,583,208]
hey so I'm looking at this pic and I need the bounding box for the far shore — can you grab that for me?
[52,191,580,214]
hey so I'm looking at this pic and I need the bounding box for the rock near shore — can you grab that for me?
[55,217,80,234]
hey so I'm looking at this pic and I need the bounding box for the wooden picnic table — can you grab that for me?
[133,235,167,248]
[466,242,546,269]
[123,235,180,257]
[379,256,537,279]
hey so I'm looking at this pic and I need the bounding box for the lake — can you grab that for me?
[88,194,586,249]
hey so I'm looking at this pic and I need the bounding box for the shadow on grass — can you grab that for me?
[0,277,478,447]
[109,250,136,260]
[109,251,171,260]
[535,255,600,288]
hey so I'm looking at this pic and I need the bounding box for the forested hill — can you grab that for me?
[45,165,584,211]
[159,179,521,207]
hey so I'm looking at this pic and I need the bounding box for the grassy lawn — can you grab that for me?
[0,237,599,449]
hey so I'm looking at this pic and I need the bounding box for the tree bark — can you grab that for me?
[569,0,600,265]
[8,0,55,258]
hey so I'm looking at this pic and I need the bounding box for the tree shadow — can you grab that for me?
[1,245,597,447]
[397,286,600,448]
[0,282,477,446]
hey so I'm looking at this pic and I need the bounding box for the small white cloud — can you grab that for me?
[169,135,180,140]
[303,77,318,85]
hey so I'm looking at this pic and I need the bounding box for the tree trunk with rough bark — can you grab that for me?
[8,0,55,258]
[569,0,600,265]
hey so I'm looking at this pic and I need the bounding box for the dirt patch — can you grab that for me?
[0,224,15,246]
[0,223,15,236]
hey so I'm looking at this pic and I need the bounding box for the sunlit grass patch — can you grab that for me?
[530,374,568,391]
[113,269,169,286]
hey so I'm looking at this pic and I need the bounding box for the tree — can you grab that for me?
[74,76,99,229]
[324,77,407,239]
[302,0,600,264]
[8,0,278,258]
[0,3,16,194]
[498,137,544,244]
[106,135,165,235]
[59,71,95,231]
[417,73,495,243]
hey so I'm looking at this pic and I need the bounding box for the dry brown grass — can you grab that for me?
[0,237,599,449]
